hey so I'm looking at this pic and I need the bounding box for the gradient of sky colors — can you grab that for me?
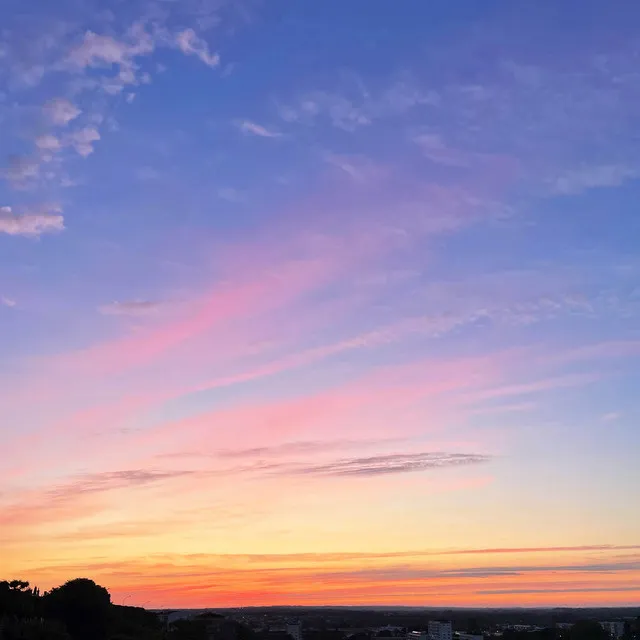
[1,0,639,608]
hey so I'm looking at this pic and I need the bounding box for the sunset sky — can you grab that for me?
[1,0,639,608]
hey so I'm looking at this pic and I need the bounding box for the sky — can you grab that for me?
[1,0,639,609]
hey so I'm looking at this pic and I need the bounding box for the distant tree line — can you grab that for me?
[2,578,639,640]
[502,622,615,640]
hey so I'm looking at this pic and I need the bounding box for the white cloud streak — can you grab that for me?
[67,127,101,157]
[175,29,219,67]
[0,205,64,237]
[324,153,386,183]
[98,300,162,316]
[68,29,155,70]
[3,156,41,187]
[35,134,62,152]
[236,120,281,138]
[413,133,472,167]
[554,165,639,195]
[44,98,82,126]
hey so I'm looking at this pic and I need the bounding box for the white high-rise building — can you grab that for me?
[428,621,453,640]
[600,622,624,639]
[287,622,303,640]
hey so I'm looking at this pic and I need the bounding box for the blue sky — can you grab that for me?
[1,0,639,607]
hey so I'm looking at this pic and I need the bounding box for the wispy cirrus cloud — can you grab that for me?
[0,469,196,528]
[174,29,220,67]
[553,164,639,195]
[278,89,371,131]
[439,544,640,555]
[158,446,489,479]
[37,195,438,375]
[20,545,640,568]
[236,119,281,138]
[478,586,640,595]
[214,438,405,459]
[412,133,485,168]
[285,451,491,477]
[67,27,155,74]
[98,300,162,316]
[3,156,42,187]
[463,372,601,404]
[44,97,82,126]
[12,550,638,608]
[316,561,640,583]
[277,75,438,131]
[45,469,194,499]
[324,153,387,184]
[22,469,194,506]
[547,340,640,365]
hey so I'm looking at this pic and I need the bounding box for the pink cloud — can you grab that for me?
[43,212,405,381]
[126,350,507,462]
[463,372,602,403]
[3,348,505,495]
[544,340,640,365]
[9,174,518,422]
[3,334,529,489]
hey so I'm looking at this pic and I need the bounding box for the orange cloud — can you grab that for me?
[9,548,638,608]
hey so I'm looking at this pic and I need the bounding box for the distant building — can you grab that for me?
[407,632,428,640]
[164,610,200,624]
[156,611,174,626]
[378,627,405,635]
[429,622,453,640]
[600,622,624,639]
[287,622,303,640]
[340,630,370,639]
[458,633,483,640]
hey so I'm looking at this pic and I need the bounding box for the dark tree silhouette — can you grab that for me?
[111,604,163,640]
[0,580,38,619]
[44,578,112,640]
[466,618,480,635]
[569,622,609,640]
[2,577,167,640]
[169,618,210,640]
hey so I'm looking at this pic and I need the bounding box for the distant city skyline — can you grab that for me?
[1,0,639,608]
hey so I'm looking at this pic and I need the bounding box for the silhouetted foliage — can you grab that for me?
[111,604,163,640]
[43,579,112,640]
[1,577,168,640]
[502,629,555,640]
[1,617,71,640]
[568,622,609,640]
[620,622,631,640]
[168,615,255,640]
[0,580,40,620]
[169,619,210,640]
